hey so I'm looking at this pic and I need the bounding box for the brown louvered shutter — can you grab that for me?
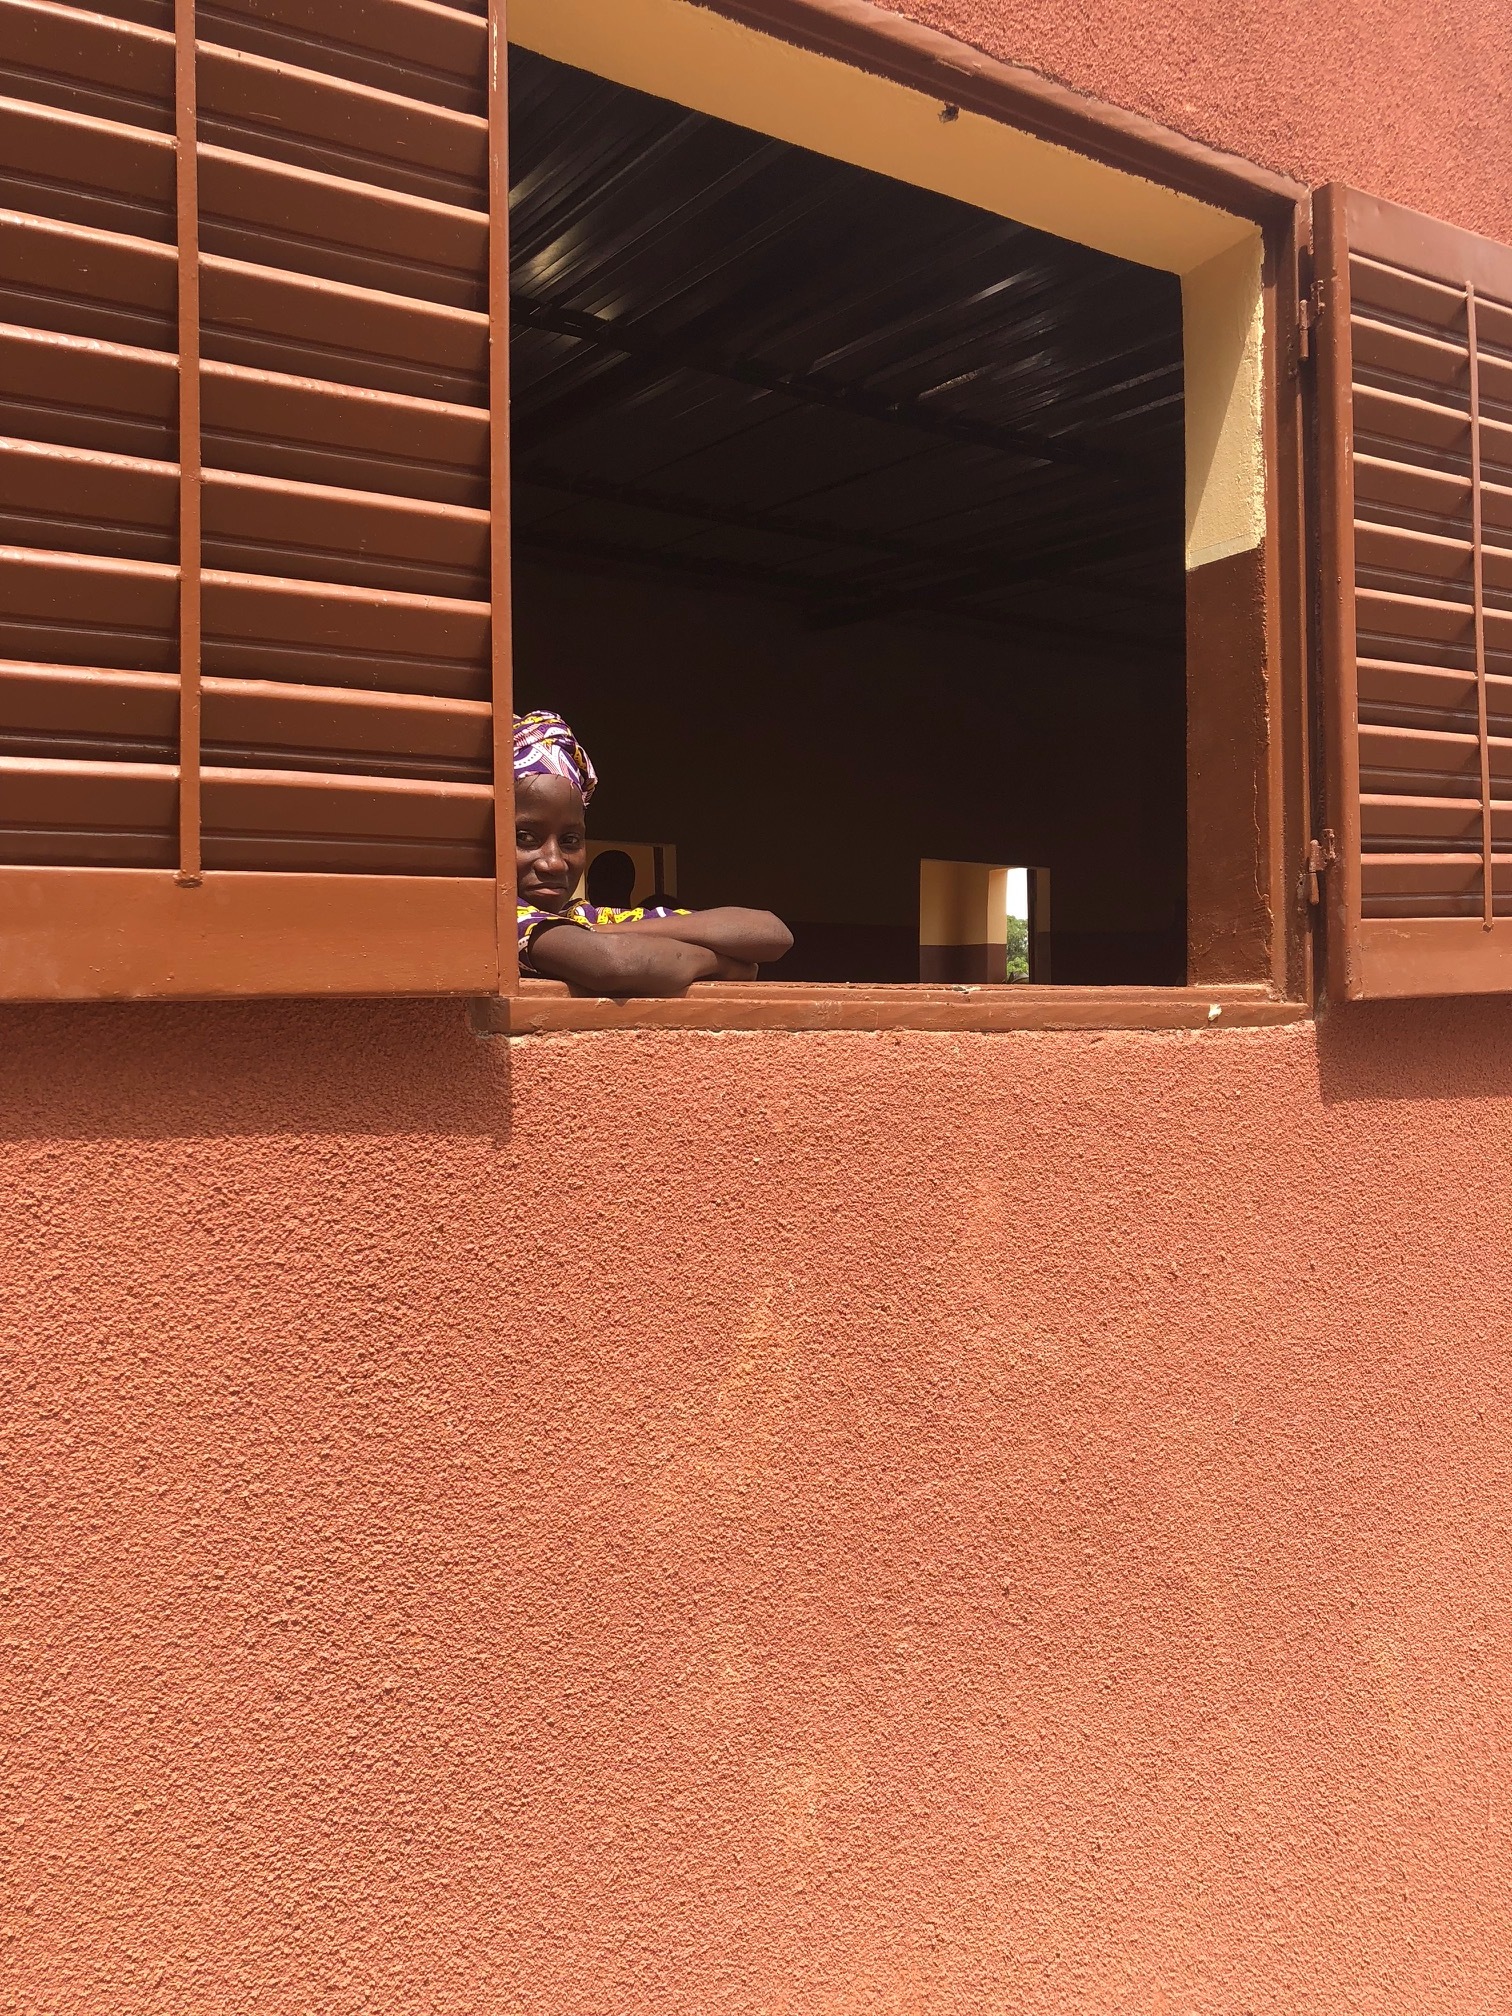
[1316,184,1512,1000]
[0,0,512,998]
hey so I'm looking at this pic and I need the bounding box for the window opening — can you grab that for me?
[582,839,677,908]
[509,46,1188,987]
[918,859,1050,984]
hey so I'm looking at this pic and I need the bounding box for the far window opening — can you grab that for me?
[509,47,1188,986]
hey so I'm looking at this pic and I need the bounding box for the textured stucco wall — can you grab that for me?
[6,998,1512,2014]
[880,0,1512,241]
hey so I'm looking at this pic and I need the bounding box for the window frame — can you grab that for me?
[483,0,1316,1035]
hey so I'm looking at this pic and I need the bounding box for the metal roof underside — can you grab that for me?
[509,46,1186,653]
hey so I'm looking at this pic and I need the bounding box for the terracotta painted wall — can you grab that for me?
[883,0,1512,243]
[7,999,1512,2014]
[10,5,1512,2012]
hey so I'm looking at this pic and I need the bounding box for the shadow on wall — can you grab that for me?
[14,992,1510,1141]
[1316,995,1512,1105]
[0,1000,512,1144]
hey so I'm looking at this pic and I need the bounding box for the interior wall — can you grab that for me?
[515,555,1186,981]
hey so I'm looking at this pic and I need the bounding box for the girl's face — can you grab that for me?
[515,771,588,912]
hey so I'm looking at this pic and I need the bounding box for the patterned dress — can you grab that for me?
[516,902,690,976]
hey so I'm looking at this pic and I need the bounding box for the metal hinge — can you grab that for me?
[1298,279,1322,362]
[1305,830,1338,906]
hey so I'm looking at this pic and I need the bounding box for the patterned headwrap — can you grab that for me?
[512,710,597,804]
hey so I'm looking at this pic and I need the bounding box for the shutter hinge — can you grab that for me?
[1305,829,1338,906]
[1298,280,1322,362]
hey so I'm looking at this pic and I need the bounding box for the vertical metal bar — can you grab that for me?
[1267,217,1314,1006]
[174,0,202,885]
[488,0,518,990]
[1467,283,1492,929]
[1313,186,1363,999]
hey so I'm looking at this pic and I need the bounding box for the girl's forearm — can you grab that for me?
[530,925,721,995]
[604,907,793,963]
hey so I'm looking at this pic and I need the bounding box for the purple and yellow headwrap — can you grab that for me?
[512,710,597,804]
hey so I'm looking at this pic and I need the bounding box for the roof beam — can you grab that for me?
[518,462,1180,627]
[512,295,1146,477]
[810,522,1181,629]
[516,463,927,562]
[514,524,1179,658]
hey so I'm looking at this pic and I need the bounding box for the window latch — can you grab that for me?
[1298,281,1322,362]
[1290,278,1322,364]
[1305,830,1338,906]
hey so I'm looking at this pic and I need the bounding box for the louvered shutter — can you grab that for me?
[0,0,512,998]
[1316,184,1512,1000]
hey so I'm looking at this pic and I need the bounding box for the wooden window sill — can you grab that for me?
[473,980,1308,1035]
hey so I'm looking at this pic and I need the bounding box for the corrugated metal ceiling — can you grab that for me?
[509,46,1185,649]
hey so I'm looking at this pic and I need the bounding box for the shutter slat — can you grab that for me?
[0,320,174,456]
[197,142,486,309]
[1360,794,1484,843]
[1361,851,1512,910]
[0,751,176,866]
[0,0,171,131]
[202,469,489,598]
[202,361,488,502]
[1356,452,1470,520]
[1353,315,1512,418]
[1349,252,1465,329]
[195,0,486,115]
[0,321,489,498]
[0,752,492,871]
[200,251,486,400]
[1354,453,1512,540]
[202,763,493,839]
[1353,382,1467,462]
[201,569,489,698]
[1480,353,1512,409]
[0,432,175,562]
[0,662,491,776]
[1356,658,1512,735]
[1352,381,1512,474]
[0,198,488,399]
[1352,313,1467,400]
[0,543,175,667]
[0,545,491,694]
[1358,722,1512,790]
[59,4,172,30]
[198,41,486,205]
[0,207,175,348]
[0,93,174,238]
[1357,585,1512,653]
[1476,297,1512,350]
[1355,519,1512,597]
[0,662,178,758]
[0,429,496,591]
